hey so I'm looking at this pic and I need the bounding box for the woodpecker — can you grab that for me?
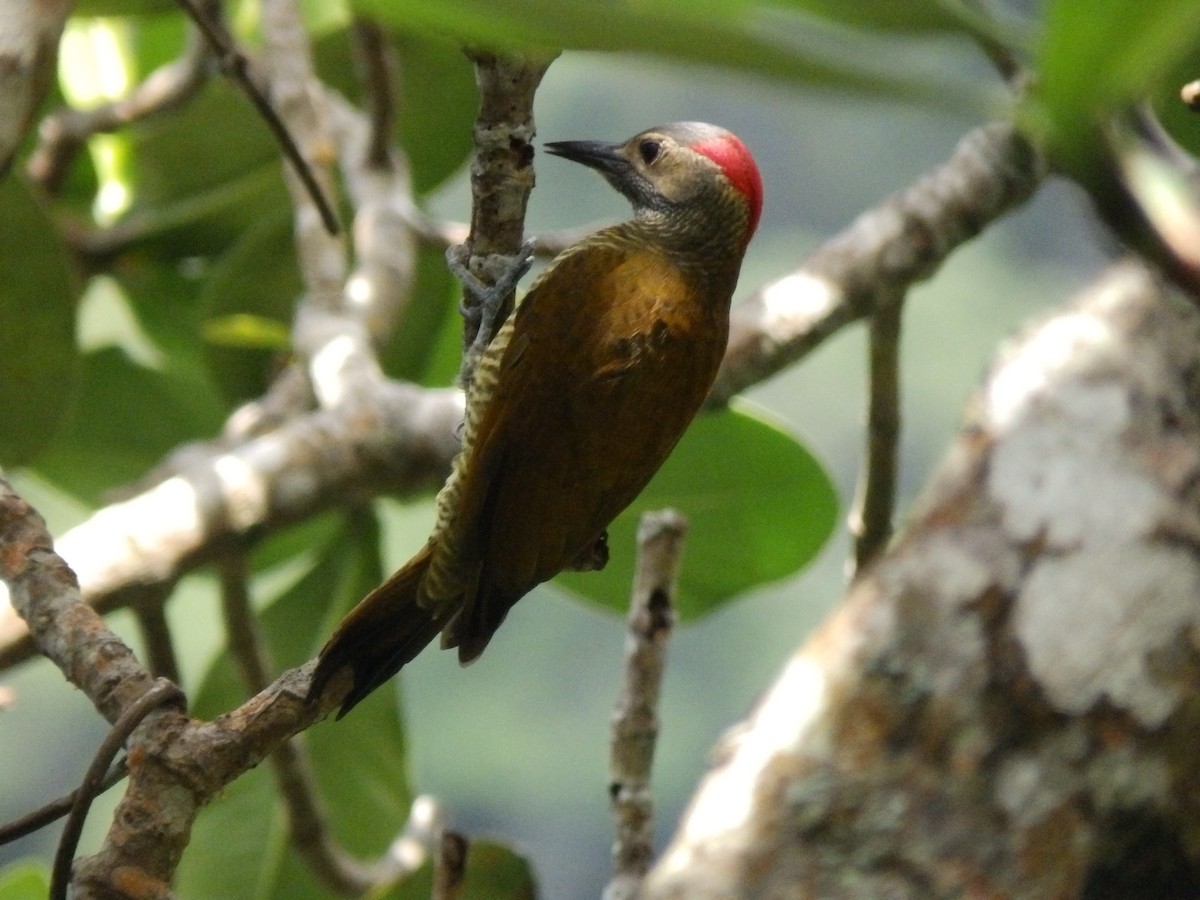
[309,122,763,717]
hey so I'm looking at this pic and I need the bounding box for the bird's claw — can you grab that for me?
[565,530,609,572]
[447,240,536,356]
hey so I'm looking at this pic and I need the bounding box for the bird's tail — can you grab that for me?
[308,542,446,719]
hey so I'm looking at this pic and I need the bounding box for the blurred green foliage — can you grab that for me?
[0,179,80,465]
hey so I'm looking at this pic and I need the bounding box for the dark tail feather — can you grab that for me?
[308,542,445,719]
[441,582,521,666]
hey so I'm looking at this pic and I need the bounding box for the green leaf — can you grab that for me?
[197,207,299,402]
[249,509,345,573]
[203,314,293,351]
[1036,0,1200,166]
[375,839,536,900]
[300,0,353,37]
[1040,0,1200,114]
[776,0,966,33]
[557,400,837,620]
[116,255,226,388]
[125,8,189,77]
[380,244,462,385]
[31,346,226,505]
[0,863,51,900]
[114,79,291,255]
[460,841,538,900]
[0,178,81,466]
[352,0,992,113]
[179,509,416,898]
[1150,56,1200,162]
[72,0,175,16]
[391,31,479,195]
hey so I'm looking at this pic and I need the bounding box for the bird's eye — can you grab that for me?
[638,140,662,165]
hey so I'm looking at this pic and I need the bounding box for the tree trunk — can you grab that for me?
[645,262,1200,899]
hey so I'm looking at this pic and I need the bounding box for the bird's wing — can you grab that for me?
[445,240,727,657]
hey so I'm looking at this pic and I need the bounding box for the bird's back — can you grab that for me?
[427,227,734,658]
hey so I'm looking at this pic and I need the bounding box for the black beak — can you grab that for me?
[543,139,629,177]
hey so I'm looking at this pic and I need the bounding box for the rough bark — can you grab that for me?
[645,262,1200,899]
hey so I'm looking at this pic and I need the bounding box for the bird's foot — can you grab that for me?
[447,240,536,357]
[565,530,609,572]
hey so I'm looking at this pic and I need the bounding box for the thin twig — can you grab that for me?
[219,555,273,690]
[953,0,1030,89]
[133,587,181,683]
[26,21,211,192]
[174,0,340,234]
[432,830,469,900]
[220,555,420,894]
[350,18,395,169]
[220,556,354,890]
[849,298,905,576]
[0,759,127,847]
[604,510,687,900]
[274,737,389,895]
[50,678,184,900]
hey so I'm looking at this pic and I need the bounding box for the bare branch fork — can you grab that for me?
[0,466,379,896]
[26,8,212,192]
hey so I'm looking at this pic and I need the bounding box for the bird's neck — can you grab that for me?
[615,205,748,291]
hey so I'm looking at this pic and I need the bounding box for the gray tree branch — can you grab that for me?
[0,0,71,177]
[605,510,686,900]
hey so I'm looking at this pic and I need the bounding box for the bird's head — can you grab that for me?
[545,122,763,251]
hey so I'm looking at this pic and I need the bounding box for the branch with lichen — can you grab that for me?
[646,262,1200,897]
[1,463,429,896]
